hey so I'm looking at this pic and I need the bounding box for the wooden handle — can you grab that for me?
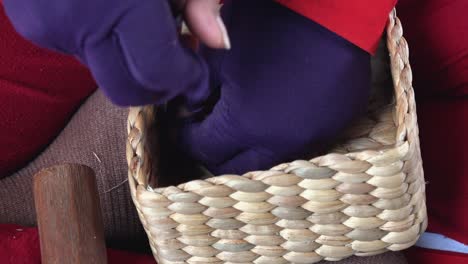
[33,164,107,264]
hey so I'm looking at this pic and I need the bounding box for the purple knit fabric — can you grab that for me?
[176,0,371,174]
[4,0,371,175]
[3,0,211,110]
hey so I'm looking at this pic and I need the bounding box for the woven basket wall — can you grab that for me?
[126,10,427,264]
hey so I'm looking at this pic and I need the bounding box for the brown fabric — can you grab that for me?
[0,90,408,262]
[0,91,147,250]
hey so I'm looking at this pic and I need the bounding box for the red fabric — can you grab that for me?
[405,247,468,264]
[276,0,397,54]
[413,99,468,245]
[0,225,40,264]
[397,0,468,246]
[0,4,97,177]
[397,0,468,98]
[0,224,156,264]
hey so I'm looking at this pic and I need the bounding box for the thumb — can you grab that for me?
[184,0,230,49]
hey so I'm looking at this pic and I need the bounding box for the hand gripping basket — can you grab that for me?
[127,10,427,264]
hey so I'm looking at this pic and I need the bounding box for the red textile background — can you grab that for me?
[276,0,397,54]
[405,247,468,264]
[0,224,155,264]
[0,4,97,177]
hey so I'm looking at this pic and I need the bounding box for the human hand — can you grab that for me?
[175,0,230,50]
[3,0,227,109]
[167,0,230,119]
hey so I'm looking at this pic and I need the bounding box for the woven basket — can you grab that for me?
[127,10,427,264]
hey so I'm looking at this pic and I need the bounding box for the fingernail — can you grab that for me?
[216,16,231,50]
[181,21,190,35]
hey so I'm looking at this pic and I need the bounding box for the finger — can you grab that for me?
[184,0,230,49]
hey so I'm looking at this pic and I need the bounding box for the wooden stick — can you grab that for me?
[33,164,107,264]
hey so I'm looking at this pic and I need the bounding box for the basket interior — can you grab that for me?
[150,39,396,189]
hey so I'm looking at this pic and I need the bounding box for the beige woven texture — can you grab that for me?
[127,10,427,264]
